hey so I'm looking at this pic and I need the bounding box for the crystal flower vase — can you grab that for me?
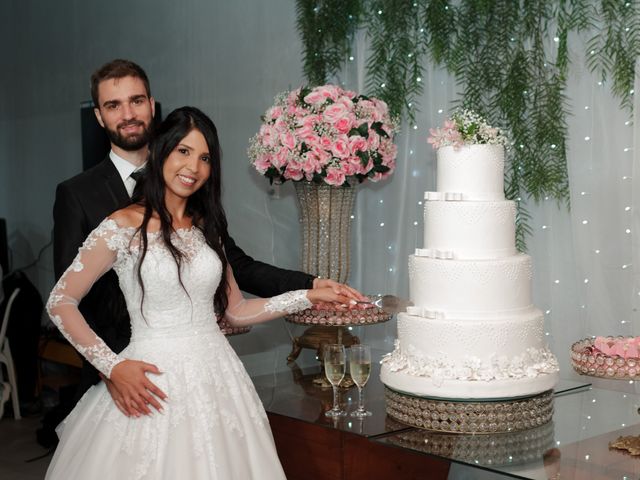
[294,182,357,284]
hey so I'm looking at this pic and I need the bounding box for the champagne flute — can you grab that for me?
[324,344,347,417]
[349,344,372,417]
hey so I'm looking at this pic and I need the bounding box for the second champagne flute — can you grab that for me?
[324,344,347,417]
[349,344,372,417]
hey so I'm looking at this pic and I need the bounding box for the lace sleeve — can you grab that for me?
[46,218,125,378]
[223,265,312,327]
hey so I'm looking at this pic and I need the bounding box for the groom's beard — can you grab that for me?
[105,120,152,151]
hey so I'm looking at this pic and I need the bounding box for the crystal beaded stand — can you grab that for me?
[285,304,391,367]
[285,304,392,326]
[384,387,554,434]
[571,337,640,379]
[385,419,555,466]
[294,182,357,284]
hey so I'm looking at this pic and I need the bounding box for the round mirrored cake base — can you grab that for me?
[384,387,554,434]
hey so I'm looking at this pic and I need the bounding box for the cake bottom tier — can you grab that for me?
[380,363,559,399]
[397,308,548,364]
[380,308,559,399]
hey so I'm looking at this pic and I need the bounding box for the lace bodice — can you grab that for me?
[46,218,312,378]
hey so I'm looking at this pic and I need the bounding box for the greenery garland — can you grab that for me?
[586,0,640,111]
[442,1,575,248]
[295,0,640,249]
[295,0,363,86]
[364,0,426,123]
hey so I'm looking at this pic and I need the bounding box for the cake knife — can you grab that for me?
[357,295,413,314]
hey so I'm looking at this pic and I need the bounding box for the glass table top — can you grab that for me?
[252,360,413,438]
[251,359,590,439]
[251,359,640,479]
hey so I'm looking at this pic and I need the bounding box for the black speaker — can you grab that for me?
[80,101,163,171]
[0,218,8,274]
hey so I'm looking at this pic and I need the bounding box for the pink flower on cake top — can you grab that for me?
[427,109,509,150]
[249,85,398,186]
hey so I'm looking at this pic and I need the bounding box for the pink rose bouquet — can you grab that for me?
[427,109,509,150]
[249,85,397,186]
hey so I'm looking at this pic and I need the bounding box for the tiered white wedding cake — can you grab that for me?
[381,143,559,400]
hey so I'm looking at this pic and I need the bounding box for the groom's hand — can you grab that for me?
[312,278,367,309]
[109,359,167,417]
[312,278,367,300]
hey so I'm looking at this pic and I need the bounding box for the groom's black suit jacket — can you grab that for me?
[53,156,314,399]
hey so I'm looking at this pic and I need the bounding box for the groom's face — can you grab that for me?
[94,75,155,152]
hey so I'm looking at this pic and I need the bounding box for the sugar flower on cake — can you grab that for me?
[427,109,509,150]
[249,85,398,187]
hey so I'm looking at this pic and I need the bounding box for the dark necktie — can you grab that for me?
[130,169,145,182]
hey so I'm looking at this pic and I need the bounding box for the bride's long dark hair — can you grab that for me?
[132,106,229,317]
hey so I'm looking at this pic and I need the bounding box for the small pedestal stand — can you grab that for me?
[286,306,391,388]
[571,337,640,456]
[571,337,640,379]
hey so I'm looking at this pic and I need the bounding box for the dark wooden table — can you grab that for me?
[253,361,451,479]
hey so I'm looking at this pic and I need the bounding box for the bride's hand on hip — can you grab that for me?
[109,359,167,417]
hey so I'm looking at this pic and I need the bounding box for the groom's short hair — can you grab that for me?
[90,59,151,107]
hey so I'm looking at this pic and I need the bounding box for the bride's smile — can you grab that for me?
[163,128,211,201]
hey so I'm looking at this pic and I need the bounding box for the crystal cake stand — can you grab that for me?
[384,387,554,434]
[285,304,391,387]
[285,304,391,361]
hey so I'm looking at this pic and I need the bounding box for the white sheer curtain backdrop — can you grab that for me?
[634,74,640,341]
[528,51,639,372]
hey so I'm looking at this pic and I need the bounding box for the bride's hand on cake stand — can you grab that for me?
[306,287,358,308]
[313,278,367,300]
[310,279,368,310]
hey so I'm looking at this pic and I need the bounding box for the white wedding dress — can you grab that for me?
[45,218,312,480]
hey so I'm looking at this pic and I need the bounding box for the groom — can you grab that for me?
[51,59,361,425]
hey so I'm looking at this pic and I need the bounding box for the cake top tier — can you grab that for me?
[427,110,508,201]
[432,144,505,201]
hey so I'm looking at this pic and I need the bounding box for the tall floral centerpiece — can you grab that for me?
[249,85,397,283]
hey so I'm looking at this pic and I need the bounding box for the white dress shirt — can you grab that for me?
[109,151,145,197]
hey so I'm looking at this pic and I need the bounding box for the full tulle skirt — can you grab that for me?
[45,325,286,480]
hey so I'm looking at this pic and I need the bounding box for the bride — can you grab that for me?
[45,106,358,479]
